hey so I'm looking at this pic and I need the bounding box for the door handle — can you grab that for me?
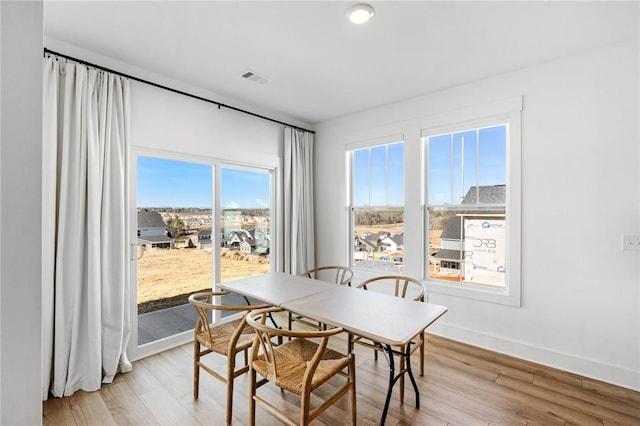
[131,242,146,261]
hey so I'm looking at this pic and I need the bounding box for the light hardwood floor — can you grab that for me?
[43,330,640,425]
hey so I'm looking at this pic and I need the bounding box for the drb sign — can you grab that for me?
[463,219,505,287]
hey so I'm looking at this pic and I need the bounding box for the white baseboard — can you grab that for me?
[427,321,640,392]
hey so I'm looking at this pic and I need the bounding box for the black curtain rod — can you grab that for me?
[43,48,315,135]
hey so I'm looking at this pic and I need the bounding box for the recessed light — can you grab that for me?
[346,3,375,25]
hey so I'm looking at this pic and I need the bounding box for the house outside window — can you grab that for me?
[422,96,522,306]
[348,140,404,273]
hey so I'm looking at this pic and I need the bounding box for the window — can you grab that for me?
[348,140,404,273]
[427,125,507,286]
[422,97,522,306]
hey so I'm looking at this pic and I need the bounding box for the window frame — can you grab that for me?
[346,135,405,274]
[421,97,522,306]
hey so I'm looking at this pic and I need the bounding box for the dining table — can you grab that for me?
[218,271,448,425]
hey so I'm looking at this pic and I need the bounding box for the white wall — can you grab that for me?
[314,39,640,390]
[0,1,43,423]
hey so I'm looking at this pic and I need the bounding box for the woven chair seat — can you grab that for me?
[252,338,351,394]
[196,318,255,355]
[247,306,356,425]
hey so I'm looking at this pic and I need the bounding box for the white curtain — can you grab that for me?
[283,127,315,274]
[42,55,132,399]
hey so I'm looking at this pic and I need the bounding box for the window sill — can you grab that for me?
[424,278,521,306]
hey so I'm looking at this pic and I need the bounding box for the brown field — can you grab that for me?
[137,247,269,304]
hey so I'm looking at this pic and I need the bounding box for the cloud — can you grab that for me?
[226,201,240,208]
[256,199,268,208]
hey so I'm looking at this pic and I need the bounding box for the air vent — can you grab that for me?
[241,70,268,85]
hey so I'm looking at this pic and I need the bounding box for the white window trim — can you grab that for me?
[421,96,522,306]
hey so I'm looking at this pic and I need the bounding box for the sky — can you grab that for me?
[353,142,404,206]
[137,156,270,209]
[138,124,505,209]
[428,125,506,205]
[352,124,506,207]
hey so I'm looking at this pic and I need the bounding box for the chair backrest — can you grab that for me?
[300,265,354,285]
[189,291,267,343]
[355,275,426,302]
[245,307,343,382]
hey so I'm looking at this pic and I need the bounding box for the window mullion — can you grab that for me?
[476,128,480,204]
[449,133,454,204]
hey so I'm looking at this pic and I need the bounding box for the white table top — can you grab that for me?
[217,271,336,307]
[282,285,448,347]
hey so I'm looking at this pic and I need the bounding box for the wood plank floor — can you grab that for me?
[43,329,640,425]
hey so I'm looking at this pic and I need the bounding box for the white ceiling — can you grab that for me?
[43,1,639,125]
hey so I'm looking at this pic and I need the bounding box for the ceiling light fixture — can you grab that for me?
[346,3,375,25]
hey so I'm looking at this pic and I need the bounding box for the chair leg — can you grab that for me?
[300,389,312,426]
[349,356,357,426]
[399,346,405,404]
[193,341,200,399]
[226,355,235,425]
[249,368,256,426]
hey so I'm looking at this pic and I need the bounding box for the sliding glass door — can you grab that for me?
[130,153,275,358]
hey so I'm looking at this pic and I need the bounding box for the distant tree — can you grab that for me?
[166,217,186,238]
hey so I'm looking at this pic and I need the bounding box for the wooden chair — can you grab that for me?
[348,275,427,404]
[299,265,354,285]
[288,266,354,332]
[246,306,357,426]
[189,291,268,425]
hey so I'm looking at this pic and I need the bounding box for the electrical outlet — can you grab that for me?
[621,235,640,251]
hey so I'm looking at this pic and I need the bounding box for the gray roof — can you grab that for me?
[138,211,166,228]
[387,234,404,245]
[433,248,463,261]
[229,229,255,239]
[440,216,462,240]
[462,185,505,204]
[355,237,376,251]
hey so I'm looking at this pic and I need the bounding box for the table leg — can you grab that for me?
[380,344,395,426]
[404,343,420,408]
[378,342,419,426]
[242,295,280,329]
